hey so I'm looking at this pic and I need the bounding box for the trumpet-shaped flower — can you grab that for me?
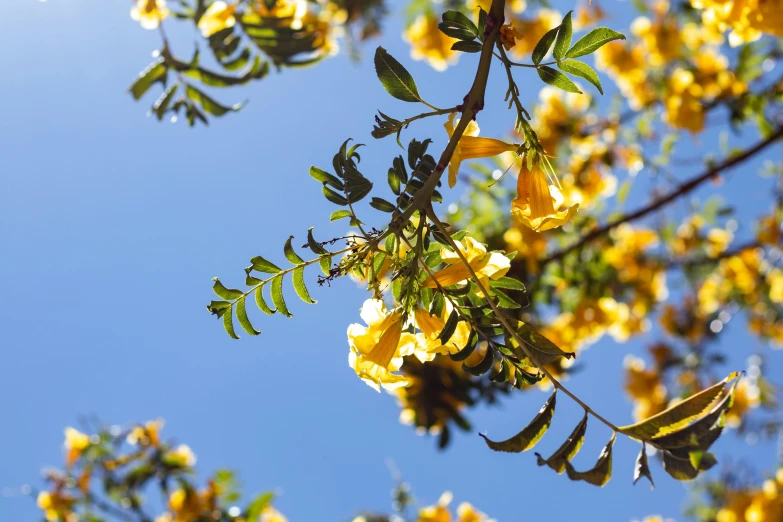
[64,427,90,466]
[348,299,416,392]
[444,113,517,188]
[423,237,510,291]
[198,1,237,37]
[412,302,472,362]
[131,0,170,30]
[511,167,578,231]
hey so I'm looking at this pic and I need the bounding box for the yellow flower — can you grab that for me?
[499,24,524,50]
[624,356,668,422]
[37,491,76,522]
[64,427,90,467]
[260,506,287,522]
[444,113,517,188]
[507,9,563,56]
[131,0,170,30]
[405,14,459,72]
[573,2,605,30]
[165,444,197,467]
[770,270,783,304]
[706,228,733,258]
[412,302,472,361]
[418,491,453,522]
[127,418,164,447]
[198,1,237,37]
[348,299,416,392]
[511,167,578,231]
[422,237,510,291]
[456,502,495,522]
[726,379,760,427]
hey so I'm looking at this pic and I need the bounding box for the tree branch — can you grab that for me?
[543,126,783,264]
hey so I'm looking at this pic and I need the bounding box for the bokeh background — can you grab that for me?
[1,0,780,520]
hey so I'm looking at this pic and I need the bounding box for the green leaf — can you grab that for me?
[565,27,626,59]
[129,59,167,100]
[440,11,479,39]
[319,255,332,276]
[662,451,716,481]
[307,228,329,255]
[254,286,275,315]
[222,309,239,339]
[565,433,615,486]
[249,256,281,274]
[152,84,179,121]
[619,372,739,440]
[633,444,655,488]
[374,47,422,103]
[508,321,575,367]
[480,391,556,453]
[387,168,401,195]
[449,331,477,362]
[493,289,521,309]
[185,85,244,116]
[477,8,487,40]
[309,166,344,190]
[537,66,582,94]
[284,236,304,264]
[536,413,588,473]
[330,210,353,221]
[235,295,260,335]
[212,278,243,300]
[532,27,559,65]
[557,59,603,94]
[451,40,483,53]
[553,11,573,61]
[222,48,251,71]
[207,300,231,317]
[270,276,292,318]
[370,197,397,212]
[462,346,494,376]
[437,310,460,344]
[245,492,275,522]
[323,186,349,206]
[292,266,316,304]
[490,277,526,291]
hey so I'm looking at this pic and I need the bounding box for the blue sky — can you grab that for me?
[1,1,781,521]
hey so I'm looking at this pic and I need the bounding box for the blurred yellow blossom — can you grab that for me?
[198,1,237,37]
[348,299,416,392]
[165,444,197,467]
[422,236,510,290]
[131,0,170,30]
[444,113,517,188]
[64,427,90,467]
[127,418,164,447]
[504,217,548,274]
[260,505,288,522]
[691,0,783,47]
[595,41,655,110]
[726,379,761,427]
[624,355,668,422]
[37,490,76,522]
[507,9,562,56]
[405,14,459,72]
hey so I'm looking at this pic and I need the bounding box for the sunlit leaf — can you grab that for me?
[532,27,559,65]
[249,256,282,274]
[374,47,422,103]
[235,295,260,335]
[270,276,292,317]
[222,309,239,339]
[537,66,582,94]
[292,266,316,304]
[557,59,603,94]
[553,11,573,61]
[536,413,588,473]
[254,286,275,315]
[633,444,654,489]
[284,236,304,264]
[565,28,626,59]
[565,432,615,486]
[129,59,167,100]
[212,278,243,300]
[508,321,575,367]
[480,391,556,453]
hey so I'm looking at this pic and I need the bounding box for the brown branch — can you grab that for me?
[543,126,783,264]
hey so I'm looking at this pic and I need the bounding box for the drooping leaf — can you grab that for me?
[532,27,559,65]
[387,167,401,195]
[186,85,244,116]
[633,444,655,489]
[489,277,526,291]
[619,372,739,440]
[292,266,316,304]
[370,197,397,212]
[212,278,243,300]
[270,276,292,317]
[449,332,478,362]
[508,321,575,368]
[152,84,179,120]
[129,59,167,100]
[307,228,329,255]
[284,236,304,264]
[565,28,626,59]
[207,300,231,317]
[222,309,239,339]
[254,286,275,315]
[249,256,282,274]
[462,346,494,376]
[536,413,588,473]
[480,391,556,453]
[319,255,332,276]
[662,450,717,481]
[437,310,460,344]
[323,186,349,206]
[553,11,573,61]
[235,295,260,335]
[374,47,422,103]
[537,66,582,94]
[557,59,603,94]
[565,432,615,486]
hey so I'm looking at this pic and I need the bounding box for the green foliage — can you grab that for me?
[564,27,626,59]
[565,433,615,487]
[536,413,588,473]
[374,47,424,104]
[480,391,556,452]
[537,66,582,94]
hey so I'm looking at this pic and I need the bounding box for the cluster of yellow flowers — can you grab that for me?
[691,0,783,47]
[671,215,734,259]
[348,236,508,392]
[624,353,669,421]
[415,491,495,522]
[131,0,340,56]
[405,13,461,72]
[715,468,783,522]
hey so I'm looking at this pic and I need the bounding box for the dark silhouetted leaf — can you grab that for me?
[565,432,615,486]
[480,391,556,452]
[633,444,654,489]
[536,413,588,473]
[129,59,167,100]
